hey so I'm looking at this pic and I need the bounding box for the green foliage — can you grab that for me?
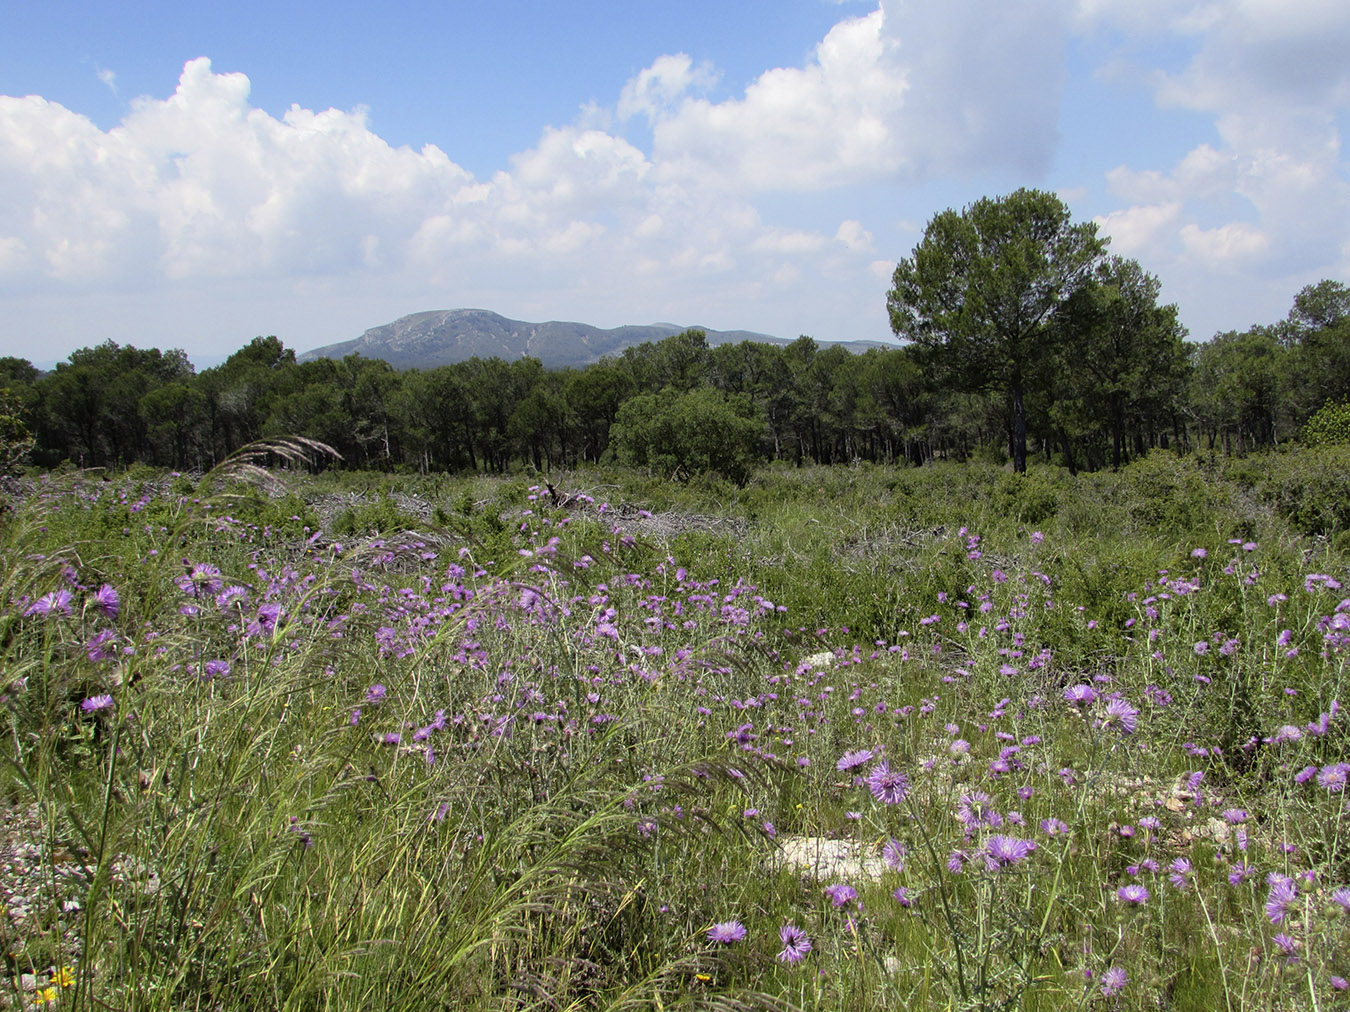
[611,386,765,483]
[1252,445,1350,535]
[1300,399,1350,447]
[887,188,1107,472]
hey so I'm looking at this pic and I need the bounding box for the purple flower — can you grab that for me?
[1117,884,1150,905]
[1331,886,1350,912]
[983,835,1036,870]
[882,838,906,871]
[366,683,388,704]
[1099,696,1139,734]
[85,629,118,663]
[866,761,910,805]
[1168,857,1192,889]
[1099,966,1128,997]
[24,589,72,618]
[92,583,120,618]
[1318,763,1350,792]
[707,920,746,944]
[1265,877,1298,924]
[824,883,857,907]
[777,923,811,963]
[1063,684,1097,707]
[957,791,1001,833]
[1222,808,1248,824]
[836,748,874,772]
[80,694,114,712]
[1040,818,1068,836]
[892,886,912,907]
[1272,932,1298,959]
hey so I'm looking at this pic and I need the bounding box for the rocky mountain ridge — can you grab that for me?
[299,309,884,369]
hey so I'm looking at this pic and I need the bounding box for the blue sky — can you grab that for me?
[2,0,1348,367]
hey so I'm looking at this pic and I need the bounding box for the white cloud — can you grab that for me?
[625,0,1070,192]
[96,67,117,94]
[1094,202,1181,256]
[835,219,874,252]
[1089,0,1350,327]
[1179,221,1269,263]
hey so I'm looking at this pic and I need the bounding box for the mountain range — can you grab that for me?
[298,309,887,370]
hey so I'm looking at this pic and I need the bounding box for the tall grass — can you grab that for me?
[1,449,1347,1009]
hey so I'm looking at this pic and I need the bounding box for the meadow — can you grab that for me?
[1,443,1348,1011]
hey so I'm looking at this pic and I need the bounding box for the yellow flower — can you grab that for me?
[52,966,75,988]
[33,985,58,1003]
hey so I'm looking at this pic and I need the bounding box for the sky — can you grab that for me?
[2,0,1349,369]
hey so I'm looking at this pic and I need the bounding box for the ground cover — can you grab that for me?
[0,448,1347,1010]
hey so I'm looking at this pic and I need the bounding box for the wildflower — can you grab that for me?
[1265,877,1298,924]
[892,886,912,907]
[1099,696,1139,735]
[52,966,75,988]
[1318,763,1350,792]
[707,920,746,944]
[984,834,1036,871]
[33,986,57,1004]
[824,883,858,907]
[1117,884,1150,905]
[1040,817,1069,836]
[1168,857,1192,889]
[1331,976,1348,991]
[1222,808,1248,824]
[366,683,387,703]
[866,761,910,805]
[24,589,73,618]
[777,923,811,963]
[86,629,118,662]
[1331,886,1350,912]
[92,583,120,618]
[882,838,906,871]
[957,791,1001,833]
[1272,933,1298,960]
[1063,684,1097,707]
[1099,966,1128,997]
[80,694,114,712]
[1295,765,1319,784]
[1191,548,1207,558]
[836,748,874,772]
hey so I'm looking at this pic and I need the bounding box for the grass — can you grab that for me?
[0,447,1347,1009]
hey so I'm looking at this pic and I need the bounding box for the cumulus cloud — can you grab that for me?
[624,0,1069,192]
[1088,0,1350,330]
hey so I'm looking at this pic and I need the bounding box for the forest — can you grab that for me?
[1,191,1348,480]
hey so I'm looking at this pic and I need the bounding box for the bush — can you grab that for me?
[1301,399,1350,447]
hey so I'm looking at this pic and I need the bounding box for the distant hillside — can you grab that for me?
[298,309,885,369]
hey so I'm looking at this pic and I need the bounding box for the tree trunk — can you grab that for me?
[1012,381,1028,473]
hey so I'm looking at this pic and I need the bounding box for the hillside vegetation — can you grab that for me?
[0,451,1347,1010]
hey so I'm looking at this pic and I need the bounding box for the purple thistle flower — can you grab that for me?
[1099,696,1139,734]
[1331,886,1350,912]
[1117,884,1150,905]
[1331,976,1348,992]
[866,761,910,805]
[1222,808,1249,824]
[1063,684,1097,707]
[1040,817,1068,836]
[984,834,1036,871]
[1168,857,1192,889]
[85,629,118,663]
[892,886,912,907]
[836,748,874,772]
[1272,932,1298,959]
[707,920,746,944]
[882,838,906,871]
[1265,877,1298,924]
[776,923,811,963]
[24,589,73,618]
[92,583,120,619]
[1295,765,1319,784]
[1099,966,1128,997]
[1318,763,1350,792]
[366,683,388,704]
[80,694,114,712]
[824,883,857,907]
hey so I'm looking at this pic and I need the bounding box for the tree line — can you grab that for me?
[1,191,1346,481]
